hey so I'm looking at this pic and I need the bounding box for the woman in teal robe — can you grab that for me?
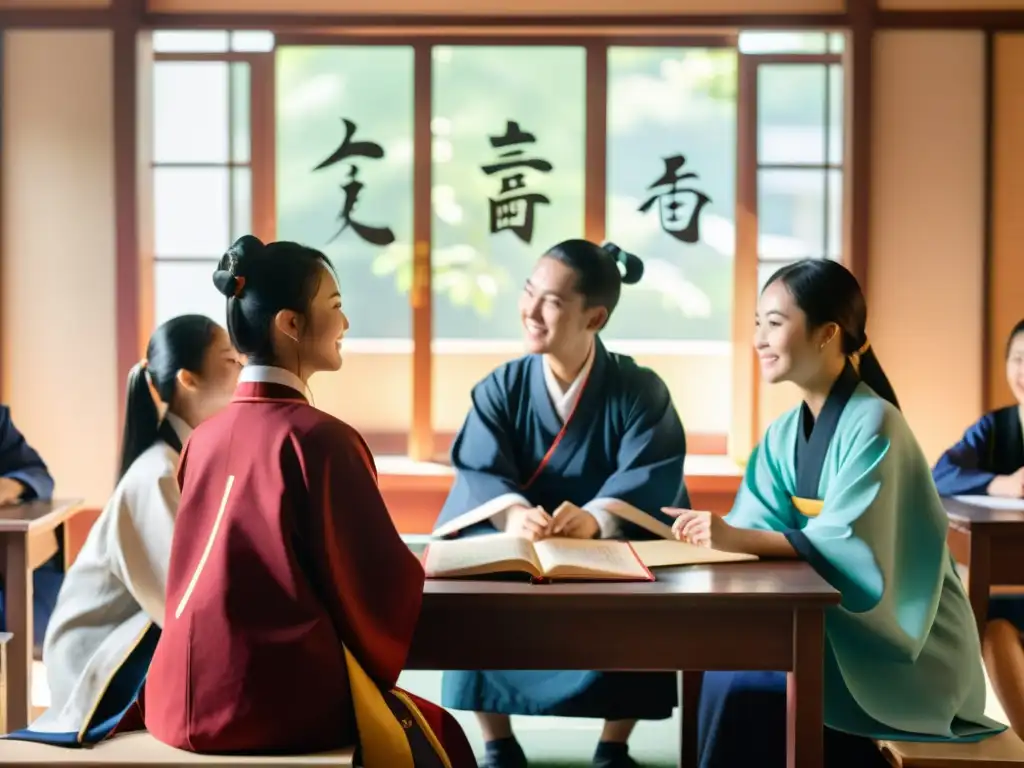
[668,259,1005,767]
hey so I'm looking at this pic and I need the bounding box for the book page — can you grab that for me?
[532,538,649,580]
[630,539,758,568]
[953,495,1024,511]
[423,535,541,579]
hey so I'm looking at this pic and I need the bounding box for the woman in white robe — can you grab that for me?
[4,314,241,745]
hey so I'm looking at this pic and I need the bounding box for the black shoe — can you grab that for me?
[479,736,528,768]
[592,741,640,768]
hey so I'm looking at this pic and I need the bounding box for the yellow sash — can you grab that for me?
[343,646,452,768]
[791,496,824,518]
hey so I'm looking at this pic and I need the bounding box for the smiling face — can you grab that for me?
[1007,331,1024,406]
[754,278,840,387]
[518,256,606,357]
[302,266,349,372]
[274,265,349,376]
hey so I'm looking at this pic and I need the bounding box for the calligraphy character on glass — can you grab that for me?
[481,120,553,245]
[313,117,396,248]
[638,154,712,245]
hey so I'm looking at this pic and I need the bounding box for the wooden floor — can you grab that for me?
[27,664,1012,768]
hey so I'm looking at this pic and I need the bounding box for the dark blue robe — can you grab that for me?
[0,405,59,653]
[932,406,1024,497]
[433,337,688,720]
[932,406,1024,629]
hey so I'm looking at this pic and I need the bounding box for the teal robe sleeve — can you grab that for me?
[727,393,1003,739]
[728,401,943,660]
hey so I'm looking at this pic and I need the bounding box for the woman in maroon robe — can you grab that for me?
[142,235,474,767]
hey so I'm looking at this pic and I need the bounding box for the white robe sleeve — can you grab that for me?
[107,464,179,628]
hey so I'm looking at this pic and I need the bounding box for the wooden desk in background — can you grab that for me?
[408,561,839,768]
[0,499,84,732]
[944,496,1024,636]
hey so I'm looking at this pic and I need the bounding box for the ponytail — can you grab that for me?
[118,362,161,481]
[855,344,901,412]
[117,313,220,481]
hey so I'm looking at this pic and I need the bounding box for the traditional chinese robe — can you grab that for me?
[434,338,688,720]
[696,364,1005,767]
[143,367,474,768]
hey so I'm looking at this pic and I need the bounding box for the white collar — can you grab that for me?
[541,344,595,424]
[239,365,306,396]
[163,411,193,444]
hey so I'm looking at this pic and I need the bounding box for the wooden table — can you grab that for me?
[0,499,84,731]
[407,561,840,768]
[944,496,1024,636]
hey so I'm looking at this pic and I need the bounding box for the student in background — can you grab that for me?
[933,320,1024,630]
[667,259,1004,768]
[932,319,1024,498]
[143,236,474,767]
[0,399,57,653]
[3,315,240,745]
[433,239,689,768]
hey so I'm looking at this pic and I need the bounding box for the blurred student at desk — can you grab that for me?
[932,319,1024,500]
[432,239,689,768]
[932,319,1024,630]
[0,402,56,653]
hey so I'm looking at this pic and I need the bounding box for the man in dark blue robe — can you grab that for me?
[0,405,58,653]
[432,240,690,768]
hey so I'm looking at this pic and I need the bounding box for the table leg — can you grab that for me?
[679,671,703,768]
[787,608,824,768]
[968,533,991,638]
[2,533,31,732]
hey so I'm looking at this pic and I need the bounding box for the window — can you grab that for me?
[276,46,414,342]
[736,46,846,435]
[145,30,846,465]
[431,45,586,343]
[149,32,270,330]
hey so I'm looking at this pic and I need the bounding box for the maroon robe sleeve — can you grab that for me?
[301,422,425,689]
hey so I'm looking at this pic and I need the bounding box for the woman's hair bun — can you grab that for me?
[230,234,265,260]
[601,241,644,285]
[212,269,238,298]
[213,235,265,298]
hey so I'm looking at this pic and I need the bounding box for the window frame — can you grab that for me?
[144,48,275,334]
[732,49,846,461]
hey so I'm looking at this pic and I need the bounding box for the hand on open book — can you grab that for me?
[506,505,552,541]
[549,502,600,539]
[664,508,739,552]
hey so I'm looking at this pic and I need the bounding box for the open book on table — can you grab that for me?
[422,536,759,582]
[423,536,654,582]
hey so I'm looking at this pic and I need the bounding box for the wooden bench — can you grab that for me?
[877,730,1024,766]
[0,732,355,765]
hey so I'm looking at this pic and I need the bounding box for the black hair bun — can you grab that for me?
[230,234,265,260]
[602,241,644,285]
[212,269,238,298]
[213,234,264,298]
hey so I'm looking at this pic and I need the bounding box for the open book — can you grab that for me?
[423,536,653,582]
[628,539,758,567]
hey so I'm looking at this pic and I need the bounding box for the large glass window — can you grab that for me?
[276,46,414,342]
[605,46,737,343]
[431,45,586,342]
[147,31,847,462]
